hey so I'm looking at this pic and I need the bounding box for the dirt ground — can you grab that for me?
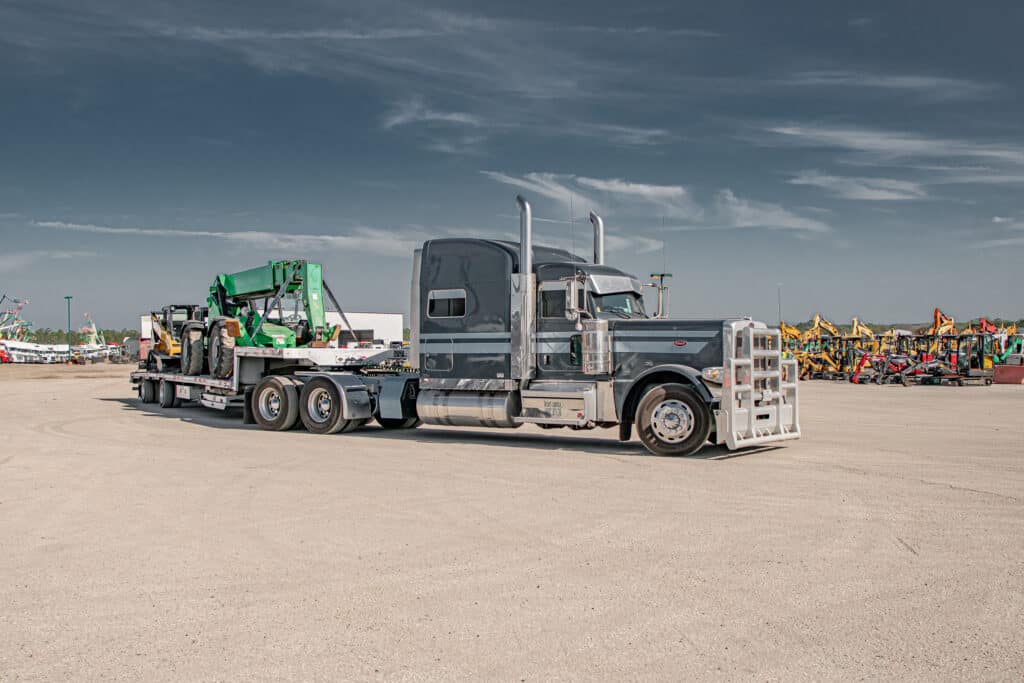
[1,365,1022,680]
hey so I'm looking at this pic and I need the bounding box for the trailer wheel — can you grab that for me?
[252,376,300,431]
[299,377,350,434]
[158,380,180,409]
[181,325,205,376]
[376,417,422,430]
[139,380,156,404]
[635,383,711,457]
[208,320,235,379]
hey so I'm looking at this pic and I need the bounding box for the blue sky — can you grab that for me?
[2,0,1023,328]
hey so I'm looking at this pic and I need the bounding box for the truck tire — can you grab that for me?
[139,380,156,404]
[208,320,235,379]
[158,380,180,409]
[339,418,368,433]
[252,376,300,431]
[376,417,421,430]
[635,383,712,457]
[181,325,204,376]
[299,377,351,434]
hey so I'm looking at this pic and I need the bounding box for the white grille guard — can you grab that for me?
[715,320,801,450]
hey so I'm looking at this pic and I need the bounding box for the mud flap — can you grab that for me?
[242,386,255,425]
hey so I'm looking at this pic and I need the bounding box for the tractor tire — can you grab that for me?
[139,380,156,404]
[299,377,351,434]
[376,416,422,430]
[251,376,300,431]
[635,383,712,457]
[158,380,180,409]
[181,325,205,376]
[208,320,235,379]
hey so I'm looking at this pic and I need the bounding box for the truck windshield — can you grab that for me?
[591,292,647,319]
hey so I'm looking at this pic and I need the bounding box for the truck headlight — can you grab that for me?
[702,366,724,384]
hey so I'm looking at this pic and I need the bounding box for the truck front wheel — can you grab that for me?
[635,383,712,457]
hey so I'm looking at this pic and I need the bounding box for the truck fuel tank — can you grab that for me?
[417,390,522,428]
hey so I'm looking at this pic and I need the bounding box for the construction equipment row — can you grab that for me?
[783,310,1022,386]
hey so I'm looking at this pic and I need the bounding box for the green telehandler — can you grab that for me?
[181,260,354,378]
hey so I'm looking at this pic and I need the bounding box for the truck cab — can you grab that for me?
[408,195,800,456]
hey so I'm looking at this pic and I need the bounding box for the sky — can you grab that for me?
[2,0,1023,329]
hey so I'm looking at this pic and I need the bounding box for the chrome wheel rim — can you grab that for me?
[651,399,695,443]
[258,388,282,420]
[307,387,333,424]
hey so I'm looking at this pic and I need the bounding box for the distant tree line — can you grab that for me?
[22,328,137,345]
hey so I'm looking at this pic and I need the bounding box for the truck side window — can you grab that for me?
[427,289,467,318]
[540,290,566,318]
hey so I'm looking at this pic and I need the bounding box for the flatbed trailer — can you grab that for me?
[131,345,419,431]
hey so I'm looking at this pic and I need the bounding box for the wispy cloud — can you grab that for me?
[576,176,703,219]
[483,171,828,234]
[788,170,929,200]
[573,124,674,146]
[992,216,1013,223]
[712,190,831,233]
[782,70,998,101]
[381,97,482,129]
[33,221,420,257]
[152,26,438,42]
[0,249,96,273]
[765,124,1024,166]
[479,171,597,211]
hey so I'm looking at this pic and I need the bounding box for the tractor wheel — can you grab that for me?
[376,416,422,430]
[181,325,205,376]
[207,320,235,379]
[635,383,712,457]
[158,380,180,409]
[139,380,156,404]
[299,377,350,434]
[251,376,300,431]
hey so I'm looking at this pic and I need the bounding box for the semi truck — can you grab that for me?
[131,195,800,456]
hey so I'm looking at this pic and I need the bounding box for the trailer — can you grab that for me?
[131,194,800,457]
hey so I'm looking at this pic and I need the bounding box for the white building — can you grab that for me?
[326,311,404,346]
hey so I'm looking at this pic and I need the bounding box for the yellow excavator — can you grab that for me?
[801,313,841,344]
[849,317,874,339]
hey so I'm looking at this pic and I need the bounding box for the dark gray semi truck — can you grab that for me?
[132,194,800,457]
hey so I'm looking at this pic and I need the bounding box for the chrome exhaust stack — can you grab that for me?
[516,194,532,275]
[589,211,605,265]
[513,195,536,387]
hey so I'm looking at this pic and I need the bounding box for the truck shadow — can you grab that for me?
[101,397,253,431]
[102,397,779,460]
[355,427,780,460]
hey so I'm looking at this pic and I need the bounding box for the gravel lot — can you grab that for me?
[1,365,1022,680]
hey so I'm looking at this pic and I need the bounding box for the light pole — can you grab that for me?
[64,295,73,361]
[777,283,782,325]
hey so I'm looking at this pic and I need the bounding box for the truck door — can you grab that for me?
[535,281,583,378]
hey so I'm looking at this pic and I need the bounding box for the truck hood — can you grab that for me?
[605,318,736,371]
